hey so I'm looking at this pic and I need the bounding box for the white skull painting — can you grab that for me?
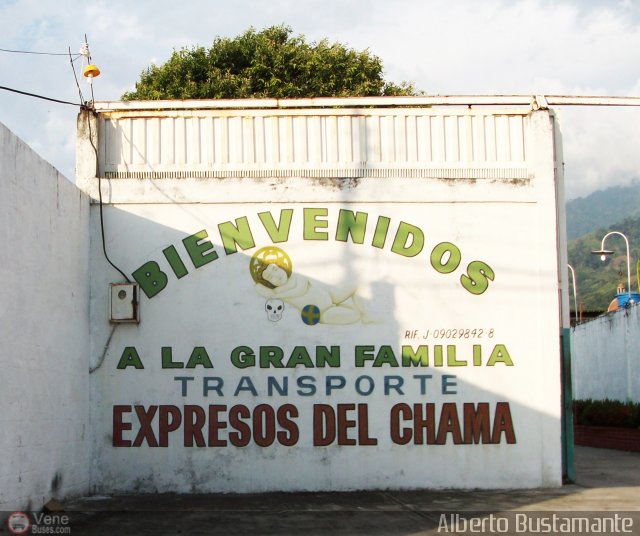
[265,298,284,322]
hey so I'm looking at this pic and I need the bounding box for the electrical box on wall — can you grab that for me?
[110,283,139,323]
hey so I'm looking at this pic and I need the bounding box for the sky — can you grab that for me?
[2,0,640,200]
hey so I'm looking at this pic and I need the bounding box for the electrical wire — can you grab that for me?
[82,36,124,278]
[0,85,80,106]
[5,40,125,281]
[85,111,132,283]
[0,42,86,105]
[89,324,117,374]
[97,174,132,283]
[0,47,81,57]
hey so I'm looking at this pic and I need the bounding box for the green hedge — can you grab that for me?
[573,399,640,428]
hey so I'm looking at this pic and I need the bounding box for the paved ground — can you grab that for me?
[32,447,640,535]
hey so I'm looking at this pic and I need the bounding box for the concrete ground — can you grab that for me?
[58,446,640,535]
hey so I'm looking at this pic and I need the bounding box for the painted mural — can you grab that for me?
[103,203,536,470]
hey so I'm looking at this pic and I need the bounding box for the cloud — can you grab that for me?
[329,0,640,96]
[559,105,640,199]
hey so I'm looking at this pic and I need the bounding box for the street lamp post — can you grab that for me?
[591,231,632,304]
[567,264,578,324]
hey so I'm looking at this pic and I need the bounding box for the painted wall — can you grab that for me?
[571,306,640,402]
[0,122,90,511]
[78,103,566,492]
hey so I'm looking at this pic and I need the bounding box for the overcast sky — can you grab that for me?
[2,0,640,199]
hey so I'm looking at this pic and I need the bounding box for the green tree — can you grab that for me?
[122,25,419,100]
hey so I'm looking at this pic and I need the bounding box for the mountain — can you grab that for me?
[566,182,640,240]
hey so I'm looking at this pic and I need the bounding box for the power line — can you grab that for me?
[0,47,81,57]
[0,85,81,106]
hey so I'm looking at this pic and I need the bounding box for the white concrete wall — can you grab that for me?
[0,122,90,511]
[571,305,640,402]
[79,103,566,492]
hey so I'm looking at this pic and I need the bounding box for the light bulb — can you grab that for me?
[600,254,606,261]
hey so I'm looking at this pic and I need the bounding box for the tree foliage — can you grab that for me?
[122,25,418,100]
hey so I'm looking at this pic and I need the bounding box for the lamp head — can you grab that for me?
[591,249,614,261]
[83,64,101,83]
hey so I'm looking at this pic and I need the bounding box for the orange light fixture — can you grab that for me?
[83,64,101,78]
